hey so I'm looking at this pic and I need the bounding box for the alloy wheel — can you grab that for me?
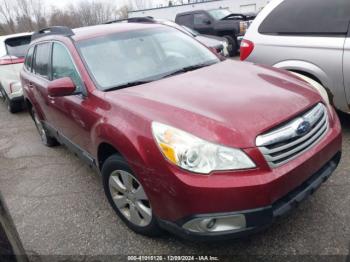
[108,170,152,227]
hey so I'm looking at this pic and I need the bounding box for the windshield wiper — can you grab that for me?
[104,62,217,91]
[104,80,153,92]
[161,62,217,79]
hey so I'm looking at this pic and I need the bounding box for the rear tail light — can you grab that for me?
[0,56,25,65]
[240,39,254,61]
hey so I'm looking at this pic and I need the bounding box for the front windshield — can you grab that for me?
[77,27,219,91]
[208,9,231,20]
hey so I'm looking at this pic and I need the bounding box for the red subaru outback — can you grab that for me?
[20,24,342,240]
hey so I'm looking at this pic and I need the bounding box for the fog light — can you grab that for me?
[183,214,246,233]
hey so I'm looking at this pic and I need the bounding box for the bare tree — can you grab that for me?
[116,5,130,19]
[0,0,132,34]
[31,0,47,30]
[15,0,34,32]
[133,0,148,10]
[0,0,16,33]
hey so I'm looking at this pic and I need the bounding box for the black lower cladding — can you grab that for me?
[158,152,342,241]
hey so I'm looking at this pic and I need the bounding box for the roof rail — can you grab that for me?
[31,26,75,41]
[105,16,156,24]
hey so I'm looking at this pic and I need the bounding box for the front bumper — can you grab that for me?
[158,152,341,240]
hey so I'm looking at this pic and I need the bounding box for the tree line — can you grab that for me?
[0,0,217,35]
[0,0,130,35]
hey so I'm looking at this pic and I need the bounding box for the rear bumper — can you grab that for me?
[158,152,341,241]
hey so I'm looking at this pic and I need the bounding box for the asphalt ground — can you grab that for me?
[0,100,349,261]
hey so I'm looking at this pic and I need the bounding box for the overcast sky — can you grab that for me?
[44,0,168,10]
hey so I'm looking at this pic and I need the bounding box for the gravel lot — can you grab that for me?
[0,100,349,260]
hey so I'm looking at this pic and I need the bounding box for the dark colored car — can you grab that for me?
[21,24,342,240]
[0,193,28,262]
[175,9,252,56]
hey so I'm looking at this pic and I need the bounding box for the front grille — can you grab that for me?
[256,103,329,167]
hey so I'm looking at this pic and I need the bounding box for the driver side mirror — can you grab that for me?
[47,77,77,97]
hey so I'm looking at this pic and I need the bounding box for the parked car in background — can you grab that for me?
[21,24,341,240]
[160,20,231,57]
[0,33,32,113]
[0,192,28,262]
[241,0,350,114]
[106,17,230,57]
[175,9,253,56]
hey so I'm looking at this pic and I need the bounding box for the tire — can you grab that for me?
[224,35,238,57]
[31,108,59,147]
[102,154,162,237]
[6,99,22,114]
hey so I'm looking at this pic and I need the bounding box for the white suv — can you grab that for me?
[0,32,32,113]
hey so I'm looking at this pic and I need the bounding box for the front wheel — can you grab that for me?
[102,155,162,236]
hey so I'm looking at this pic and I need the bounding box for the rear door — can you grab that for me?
[30,42,56,123]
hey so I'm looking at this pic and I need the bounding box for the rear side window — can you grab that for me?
[24,46,34,71]
[259,0,350,35]
[5,36,31,58]
[33,43,51,78]
[176,14,192,26]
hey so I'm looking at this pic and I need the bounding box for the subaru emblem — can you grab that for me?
[296,121,311,136]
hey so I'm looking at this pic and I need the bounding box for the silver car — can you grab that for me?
[0,32,32,113]
[241,0,350,114]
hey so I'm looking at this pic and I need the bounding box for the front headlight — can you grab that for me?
[152,122,256,174]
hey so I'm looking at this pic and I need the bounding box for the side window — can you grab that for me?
[51,43,83,91]
[176,15,192,26]
[33,43,51,78]
[259,0,350,35]
[24,46,34,71]
[194,13,210,26]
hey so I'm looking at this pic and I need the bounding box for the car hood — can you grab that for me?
[109,60,321,148]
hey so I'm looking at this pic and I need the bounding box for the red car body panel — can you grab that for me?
[20,24,342,237]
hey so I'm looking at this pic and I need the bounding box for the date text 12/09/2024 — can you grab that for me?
[127,256,220,261]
